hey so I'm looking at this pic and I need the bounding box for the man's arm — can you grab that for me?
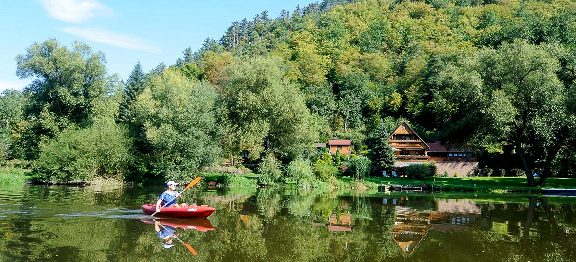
[156,198,163,212]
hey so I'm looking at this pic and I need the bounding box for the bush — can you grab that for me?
[31,119,131,183]
[0,167,27,186]
[285,158,315,186]
[313,161,339,181]
[347,156,372,180]
[257,153,283,185]
[312,153,338,181]
[405,162,436,179]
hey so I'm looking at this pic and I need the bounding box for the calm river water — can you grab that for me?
[1,184,575,262]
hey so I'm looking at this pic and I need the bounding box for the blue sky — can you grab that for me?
[0,0,317,92]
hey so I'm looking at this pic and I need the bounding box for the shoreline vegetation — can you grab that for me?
[2,0,576,190]
[2,167,576,195]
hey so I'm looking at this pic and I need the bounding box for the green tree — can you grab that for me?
[432,40,572,186]
[31,118,130,183]
[133,69,221,181]
[118,62,146,123]
[257,152,283,185]
[369,118,396,172]
[219,56,318,161]
[15,39,107,158]
[0,90,26,161]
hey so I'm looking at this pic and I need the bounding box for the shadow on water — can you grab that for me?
[1,184,576,261]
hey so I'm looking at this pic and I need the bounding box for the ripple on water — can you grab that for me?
[56,208,146,220]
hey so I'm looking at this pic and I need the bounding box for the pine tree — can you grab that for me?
[118,62,146,123]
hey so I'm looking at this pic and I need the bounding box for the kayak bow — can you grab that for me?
[142,204,216,218]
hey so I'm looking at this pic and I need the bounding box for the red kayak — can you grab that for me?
[141,218,215,232]
[141,204,216,218]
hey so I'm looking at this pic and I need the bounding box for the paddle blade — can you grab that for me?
[184,176,202,191]
[180,240,197,256]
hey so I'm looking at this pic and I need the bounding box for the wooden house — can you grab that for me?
[328,139,352,155]
[387,122,477,177]
[388,122,429,161]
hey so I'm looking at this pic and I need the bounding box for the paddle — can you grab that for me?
[154,219,198,256]
[151,177,202,217]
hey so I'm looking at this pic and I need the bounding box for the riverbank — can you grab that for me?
[0,167,28,186]
[4,167,576,194]
[365,176,576,193]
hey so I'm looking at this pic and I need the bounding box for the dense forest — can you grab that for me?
[1,0,575,186]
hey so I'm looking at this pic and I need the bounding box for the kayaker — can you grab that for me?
[156,181,188,213]
[154,220,176,249]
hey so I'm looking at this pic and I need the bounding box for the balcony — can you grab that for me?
[396,155,429,160]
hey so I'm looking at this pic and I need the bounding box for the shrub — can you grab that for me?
[31,119,130,183]
[257,153,282,185]
[312,153,338,181]
[313,161,339,181]
[0,167,27,186]
[285,158,315,186]
[405,162,436,179]
[347,156,372,180]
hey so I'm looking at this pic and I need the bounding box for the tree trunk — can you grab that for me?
[517,145,536,186]
[538,138,564,186]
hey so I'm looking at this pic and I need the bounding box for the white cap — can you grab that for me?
[166,181,178,187]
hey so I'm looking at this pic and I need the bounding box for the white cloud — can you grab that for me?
[42,0,111,23]
[62,27,161,53]
[0,79,29,93]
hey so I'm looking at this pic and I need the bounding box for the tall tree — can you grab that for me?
[0,90,26,161]
[432,40,571,186]
[118,62,146,123]
[15,39,107,158]
[219,56,319,162]
[133,69,221,181]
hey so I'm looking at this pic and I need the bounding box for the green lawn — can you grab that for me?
[0,167,29,186]
[364,176,576,193]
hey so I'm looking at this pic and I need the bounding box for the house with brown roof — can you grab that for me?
[388,122,429,161]
[388,122,478,177]
[328,139,352,155]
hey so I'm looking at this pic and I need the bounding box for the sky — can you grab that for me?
[0,0,318,93]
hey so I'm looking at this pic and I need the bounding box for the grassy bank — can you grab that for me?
[365,176,576,193]
[0,167,29,186]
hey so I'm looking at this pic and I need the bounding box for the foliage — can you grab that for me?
[16,39,107,159]
[31,118,130,183]
[118,62,147,123]
[312,153,339,181]
[257,153,283,185]
[0,167,28,186]
[0,90,26,161]
[347,155,372,180]
[368,118,396,171]
[133,69,221,181]
[404,162,437,179]
[219,56,318,161]
[284,158,316,187]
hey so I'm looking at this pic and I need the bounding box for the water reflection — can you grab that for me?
[1,185,576,261]
[391,199,481,255]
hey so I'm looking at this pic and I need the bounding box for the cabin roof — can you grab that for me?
[389,122,430,150]
[427,143,469,152]
[328,139,352,146]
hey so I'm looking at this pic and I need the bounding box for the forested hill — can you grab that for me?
[173,0,576,181]
[3,0,576,184]
[190,0,576,137]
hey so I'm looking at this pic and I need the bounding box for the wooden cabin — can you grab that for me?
[388,122,429,161]
[387,122,478,177]
[328,139,352,155]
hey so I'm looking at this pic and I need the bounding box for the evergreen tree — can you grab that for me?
[118,62,146,123]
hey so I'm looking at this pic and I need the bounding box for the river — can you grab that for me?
[1,184,575,261]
